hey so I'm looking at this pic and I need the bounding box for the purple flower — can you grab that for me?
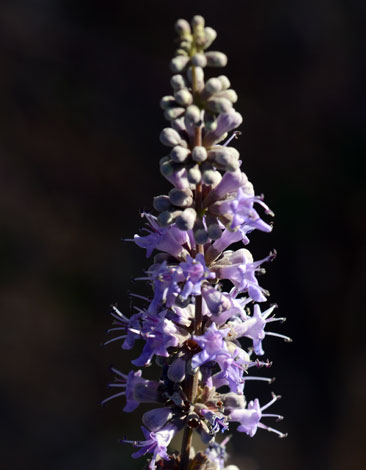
[201,409,229,434]
[101,369,161,412]
[212,185,273,232]
[191,323,231,369]
[104,306,142,350]
[180,253,215,299]
[230,303,290,355]
[211,249,275,301]
[132,213,190,258]
[132,311,187,366]
[124,423,178,470]
[147,262,185,313]
[229,394,286,438]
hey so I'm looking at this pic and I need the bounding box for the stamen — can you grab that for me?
[262,304,278,319]
[261,393,281,411]
[223,130,242,146]
[243,376,275,383]
[265,317,286,323]
[257,422,287,438]
[265,331,292,342]
[103,335,127,346]
[111,306,130,322]
[261,413,283,421]
[100,391,126,405]
[129,293,150,302]
[108,383,127,388]
[110,367,128,378]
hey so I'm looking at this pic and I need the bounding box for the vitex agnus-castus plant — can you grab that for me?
[102,15,290,470]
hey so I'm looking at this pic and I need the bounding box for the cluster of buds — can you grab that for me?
[103,15,289,470]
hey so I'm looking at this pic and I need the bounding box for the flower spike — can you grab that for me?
[102,15,289,470]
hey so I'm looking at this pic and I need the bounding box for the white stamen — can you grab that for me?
[265,331,292,342]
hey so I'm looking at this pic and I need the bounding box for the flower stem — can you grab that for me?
[180,79,204,469]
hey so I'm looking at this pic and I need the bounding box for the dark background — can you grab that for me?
[0,1,365,469]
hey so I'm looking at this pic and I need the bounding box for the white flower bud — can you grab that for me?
[192,146,207,162]
[205,51,228,67]
[204,77,223,95]
[216,89,238,103]
[202,169,222,186]
[185,105,201,124]
[187,165,202,184]
[170,145,190,163]
[191,15,205,28]
[171,117,186,133]
[175,19,191,36]
[160,128,184,147]
[175,208,197,231]
[206,97,233,113]
[203,27,217,49]
[209,146,240,171]
[158,210,180,226]
[169,188,193,207]
[164,107,185,121]
[175,89,193,106]
[160,95,176,110]
[153,195,171,212]
[217,75,231,89]
[191,53,207,68]
[170,55,190,73]
[170,74,186,90]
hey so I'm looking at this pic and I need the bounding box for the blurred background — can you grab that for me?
[0,1,365,469]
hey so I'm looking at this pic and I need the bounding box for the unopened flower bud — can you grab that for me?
[206,97,233,113]
[175,208,197,231]
[204,77,222,95]
[175,19,191,36]
[167,357,186,383]
[170,117,186,133]
[192,146,207,162]
[170,74,186,90]
[207,221,222,240]
[153,195,172,212]
[202,169,222,186]
[191,15,205,29]
[170,55,190,73]
[216,89,238,103]
[160,159,174,177]
[142,407,173,432]
[191,53,207,67]
[217,75,231,89]
[164,107,186,121]
[187,165,202,184]
[170,145,190,163]
[205,51,228,67]
[175,89,193,106]
[194,219,209,245]
[203,111,243,146]
[160,128,185,147]
[160,95,176,109]
[213,152,240,172]
[203,27,217,49]
[158,210,181,226]
[169,188,193,207]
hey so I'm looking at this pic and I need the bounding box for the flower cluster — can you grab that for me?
[103,15,289,470]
